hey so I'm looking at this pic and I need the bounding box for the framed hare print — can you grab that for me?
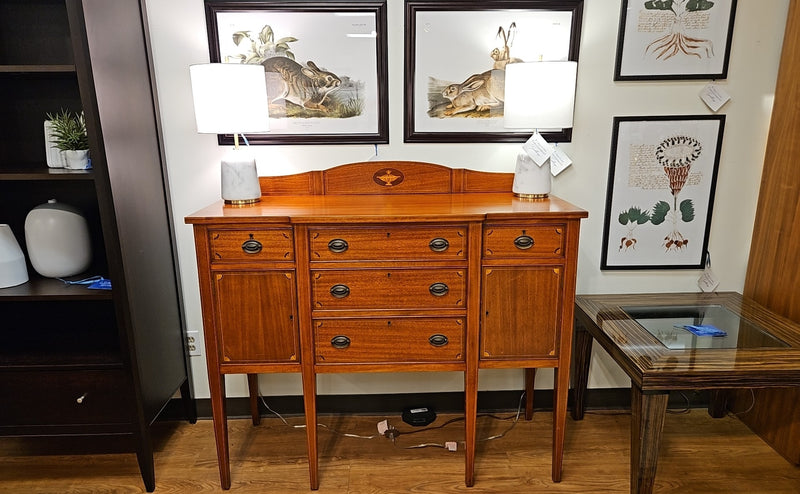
[404,0,584,143]
[204,1,388,145]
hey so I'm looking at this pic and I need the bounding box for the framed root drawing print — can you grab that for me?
[404,0,583,143]
[601,115,725,270]
[614,0,737,81]
[205,1,388,145]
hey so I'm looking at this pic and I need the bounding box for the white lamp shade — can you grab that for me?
[189,63,270,134]
[503,61,577,129]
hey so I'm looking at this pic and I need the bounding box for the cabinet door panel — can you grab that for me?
[481,266,563,359]
[214,271,299,363]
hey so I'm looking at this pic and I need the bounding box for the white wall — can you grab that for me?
[144,0,790,399]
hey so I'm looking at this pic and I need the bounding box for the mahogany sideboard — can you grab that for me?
[185,161,587,489]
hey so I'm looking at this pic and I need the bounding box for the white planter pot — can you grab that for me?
[43,121,63,168]
[63,149,90,170]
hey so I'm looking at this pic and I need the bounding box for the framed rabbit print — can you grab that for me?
[204,1,388,145]
[404,0,583,143]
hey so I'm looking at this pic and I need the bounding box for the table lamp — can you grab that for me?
[189,63,270,205]
[503,61,577,198]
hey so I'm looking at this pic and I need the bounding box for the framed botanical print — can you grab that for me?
[404,0,583,143]
[601,115,725,270]
[204,0,388,145]
[614,0,737,81]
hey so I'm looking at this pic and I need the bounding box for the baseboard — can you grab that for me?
[160,388,710,421]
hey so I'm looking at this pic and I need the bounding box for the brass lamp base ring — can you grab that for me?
[224,198,261,206]
[514,192,549,200]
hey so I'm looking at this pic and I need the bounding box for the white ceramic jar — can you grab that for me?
[0,224,28,288]
[24,199,92,278]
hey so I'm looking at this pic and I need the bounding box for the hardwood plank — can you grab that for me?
[1,410,799,493]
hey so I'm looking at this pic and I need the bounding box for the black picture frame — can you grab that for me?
[404,0,584,143]
[614,0,737,81]
[204,0,388,145]
[601,114,725,270]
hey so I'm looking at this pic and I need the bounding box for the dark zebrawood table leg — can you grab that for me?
[630,386,668,494]
[707,389,729,418]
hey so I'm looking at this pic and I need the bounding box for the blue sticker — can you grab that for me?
[88,278,112,290]
[677,324,726,337]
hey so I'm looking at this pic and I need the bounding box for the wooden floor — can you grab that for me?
[1,409,800,493]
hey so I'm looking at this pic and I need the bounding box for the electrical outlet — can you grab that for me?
[186,330,202,356]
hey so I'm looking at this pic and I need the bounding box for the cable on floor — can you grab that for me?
[258,391,526,450]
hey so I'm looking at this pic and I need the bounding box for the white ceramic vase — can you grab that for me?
[24,199,92,278]
[0,224,29,288]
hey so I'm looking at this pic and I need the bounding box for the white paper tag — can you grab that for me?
[522,132,554,166]
[700,83,731,112]
[697,267,720,292]
[549,146,573,176]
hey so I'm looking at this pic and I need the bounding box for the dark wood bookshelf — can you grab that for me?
[0,276,112,301]
[0,64,76,74]
[0,1,194,491]
[0,166,94,180]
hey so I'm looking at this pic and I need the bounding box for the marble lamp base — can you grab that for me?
[221,149,261,205]
[512,152,551,199]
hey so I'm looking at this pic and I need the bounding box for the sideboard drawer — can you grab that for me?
[311,269,466,310]
[483,224,565,259]
[210,228,294,263]
[314,317,465,363]
[309,225,467,261]
[0,370,133,426]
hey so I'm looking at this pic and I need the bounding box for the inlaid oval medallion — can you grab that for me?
[373,168,404,187]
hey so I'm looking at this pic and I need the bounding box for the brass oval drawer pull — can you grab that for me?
[328,239,349,253]
[76,393,87,404]
[330,284,351,298]
[428,334,449,347]
[429,282,449,297]
[429,237,450,252]
[331,335,351,349]
[241,239,262,254]
[514,235,534,250]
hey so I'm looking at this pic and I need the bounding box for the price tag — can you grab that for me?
[698,264,719,292]
[549,146,573,176]
[698,251,719,292]
[700,83,731,112]
[522,132,554,166]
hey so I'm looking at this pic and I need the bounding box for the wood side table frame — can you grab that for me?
[185,161,587,489]
[571,292,800,494]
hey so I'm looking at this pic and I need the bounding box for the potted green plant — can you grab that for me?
[46,109,89,170]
